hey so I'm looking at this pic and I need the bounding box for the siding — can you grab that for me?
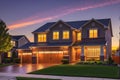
[47,22,72,43]
[82,21,105,39]
[18,37,29,48]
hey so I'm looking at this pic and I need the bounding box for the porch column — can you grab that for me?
[68,46,72,63]
[100,45,104,61]
[37,49,39,64]
[20,51,23,64]
[81,46,85,61]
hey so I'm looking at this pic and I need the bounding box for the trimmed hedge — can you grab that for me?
[61,59,69,64]
[13,58,20,63]
[4,58,11,63]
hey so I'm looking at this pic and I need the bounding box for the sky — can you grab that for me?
[0,0,120,48]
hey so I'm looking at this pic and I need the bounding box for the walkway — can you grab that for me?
[0,72,118,80]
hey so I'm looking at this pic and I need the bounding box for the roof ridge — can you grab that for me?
[44,18,111,23]
[33,18,111,33]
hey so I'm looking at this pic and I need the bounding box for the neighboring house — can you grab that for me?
[18,18,113,64]
[4,35,30,58]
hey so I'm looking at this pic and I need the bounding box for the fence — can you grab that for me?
[112,55,120,64]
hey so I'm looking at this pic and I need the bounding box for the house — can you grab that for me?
[18,18,113,64]
[4,35,30,58]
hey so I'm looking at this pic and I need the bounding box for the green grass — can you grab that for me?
[16,77,61,80]
[0,63,13,67]
[29,65,119,79]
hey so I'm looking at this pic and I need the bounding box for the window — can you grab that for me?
[8,52,11,57]
[77,32,81,41]
[38,34,46,42]
[53,31,59,40]
[85,46,100,61]
[11,40,15,46]
[63,31,69,39]
[89,29,98,38]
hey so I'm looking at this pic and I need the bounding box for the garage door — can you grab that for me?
[22,53,32,63]
[38,52,63,63]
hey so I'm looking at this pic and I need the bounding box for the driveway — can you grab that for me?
[0,64,57,74]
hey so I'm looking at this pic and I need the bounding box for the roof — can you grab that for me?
[73,38,106,46]
[33,18,111,33]
[19,42,72,49]
[73,41,106,46]
[18,42,35,49]
[11,35,26,41]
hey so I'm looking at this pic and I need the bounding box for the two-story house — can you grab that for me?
[4,35,30,58]
[18,18,113,64]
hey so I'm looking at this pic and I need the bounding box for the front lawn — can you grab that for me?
[30,65,119,79]
[16,77,61,80]
[0,63,13,67]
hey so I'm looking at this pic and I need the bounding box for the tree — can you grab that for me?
[0,20,12,63]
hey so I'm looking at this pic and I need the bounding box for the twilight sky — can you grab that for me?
[0,0,120,48]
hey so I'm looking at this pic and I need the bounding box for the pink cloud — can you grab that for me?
[8,0,120,30]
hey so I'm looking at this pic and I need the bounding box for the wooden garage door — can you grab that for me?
[38,53,63,63]
[22,53,32,63]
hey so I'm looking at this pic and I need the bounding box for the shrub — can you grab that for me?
[13,58,20,63]
[96,61,104,65]
[89,61,95,64]
[83,61,89,64]
[4,58,11,63]
[76,61,84,64]
[107,56,114,65]
[61,59,69,64]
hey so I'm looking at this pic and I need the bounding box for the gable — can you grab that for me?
[82,20,105,29]
[48,20,73,31]
[80,19,109,29]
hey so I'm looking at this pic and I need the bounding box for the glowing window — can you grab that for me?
[8,52,11,57]
[11,40,15,46]
[77,32,81,41]
[63,31,69,39]
[89,29,98,38]
[38,34,46,42]
[85,46,100,61]
[53,31,59,40]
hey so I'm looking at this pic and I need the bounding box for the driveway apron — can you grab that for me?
[0,64,57,74]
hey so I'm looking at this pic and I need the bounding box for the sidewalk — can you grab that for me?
[0,72,118,80]
[0,76,16,80]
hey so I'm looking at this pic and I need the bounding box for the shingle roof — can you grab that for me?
[32,18,110,33]
[33,22,55,33]
[19,42,72,49]
[73,38,106,46]
[18,42,35,49]
[11,35,24,41]
[73,41,106,46]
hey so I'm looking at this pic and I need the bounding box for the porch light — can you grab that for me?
[38,51,63,54]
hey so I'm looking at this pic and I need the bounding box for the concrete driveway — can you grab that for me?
[0,64,57,74]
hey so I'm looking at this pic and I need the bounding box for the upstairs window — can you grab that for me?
[53,31,59,40]
[77,32,81,41]
[11,40,15,46]
[89,29,98,38]
[63,31,69,39]
[38,34,46,42]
